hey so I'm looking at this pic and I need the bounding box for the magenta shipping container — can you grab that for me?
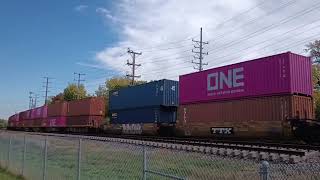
[30,106,48,119]
[179,52,312,105]
[43,116,66,127]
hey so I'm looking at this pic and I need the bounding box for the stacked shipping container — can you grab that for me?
[10,97,105,130]
[177,52,314,138]
[32,106,47,127]
[66,97,105,128]
[109,79,179,134]
[46,102,68,127]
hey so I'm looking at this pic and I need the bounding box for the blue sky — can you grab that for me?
[0,1,119,118]
[1,0,319,119]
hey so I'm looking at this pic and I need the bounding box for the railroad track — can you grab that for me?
[3,130,319,163]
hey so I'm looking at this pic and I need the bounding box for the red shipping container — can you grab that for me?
[19,110,31,120]
[30,106,47,119]
[48,102,68,117]
[66,115,103,128]
[43,116,66,127]
[179,52,312,105]
[67,97,105,116]
[177,95,314,138]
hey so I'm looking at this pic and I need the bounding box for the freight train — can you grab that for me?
[7,52,320,142]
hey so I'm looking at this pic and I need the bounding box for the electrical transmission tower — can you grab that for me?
[74,72,86,88]
[43,77,52,105]
[192,27,209,71]
[126,48,142,85]
[29,92,34,109]
[33,94,40,108]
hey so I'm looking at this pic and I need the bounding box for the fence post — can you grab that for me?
[21,135,27,176]
[143,146,147,180]
[77,138,82,180]
[43,136,48,180]
[260,161,270,180]
[7,134,12,169]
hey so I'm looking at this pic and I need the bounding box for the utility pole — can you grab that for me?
[192,27,209,71]
[74,72,85,88]
[43,77,52,105]
[29,92,33,109]
[33,94,40,108]
[126,48,142,85]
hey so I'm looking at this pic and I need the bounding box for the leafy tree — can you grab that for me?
[49,93,64,104]
[312,65,320,90]
[106,76,146,92]
[305,40,320,63]
[0,119,7,129]
[63,84,87,101]
[95,85,108,97]
[314,91,320,120]
[306,40,320,119]
[106,77,131,92]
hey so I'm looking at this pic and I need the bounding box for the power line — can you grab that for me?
[213,0,268,29]
[192,27,209,71]
[207,0,320,54]
[126,48,142,85]
[133,35,197,51]
[74,72,86,88]
[137,28,320,78]
[205,17,320,66]
[206,0,298,44]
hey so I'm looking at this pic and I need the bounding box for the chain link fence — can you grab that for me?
[0,130,320,180]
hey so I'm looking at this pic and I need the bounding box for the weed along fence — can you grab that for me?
[0,132,320,180]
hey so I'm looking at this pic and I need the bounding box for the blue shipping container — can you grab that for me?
[109,79,179,110]
[110,106,177,124]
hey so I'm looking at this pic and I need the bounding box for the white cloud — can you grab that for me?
[92,0,320,81]
[96,7,118,22]
[74,5,88,12]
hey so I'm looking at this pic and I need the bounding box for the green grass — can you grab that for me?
[0,167,24,180]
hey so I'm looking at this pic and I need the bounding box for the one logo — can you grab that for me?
[171,86,176,91]
[207,67,244,91]
[112,91,119,96]
[210,127,234,135]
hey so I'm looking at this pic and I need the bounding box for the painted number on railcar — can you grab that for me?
[210,127,234,135]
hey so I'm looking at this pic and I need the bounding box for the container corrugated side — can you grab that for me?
[179,52,312,105]
[110,106,177,124]
[66,115,103,128]
[44,116,67,127]
[163,80,179,107]
[19,110,31,120]
[30,106,47,119]
[109,79,179,110]
[67,97,105,116]
[176,95,313,137]
[48,102,68,117]
[288,53,313,96]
